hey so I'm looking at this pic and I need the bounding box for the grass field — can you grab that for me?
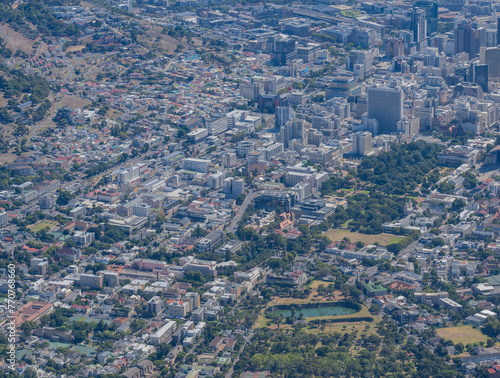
[436,325,488,345]
[323,229,403,246]
[29,222,54,232]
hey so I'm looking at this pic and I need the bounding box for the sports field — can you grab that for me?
[323,229,403,246]
[436,325,488,345]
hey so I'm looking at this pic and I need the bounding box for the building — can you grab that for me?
[384,38,404,58]
[187,128,208,143]
[240,81,264,100]
[455,20,482,58]
[280,119,306,148]
[481,46,500,81]
[223,177,245,199]
[148,296,163,316]
[79,273,103,289]
[271,34,296,66]
[73,231,94,246]
[11,301,54,326]
[267,271,308,286]
[255,190,297,212]
[103,271,120,287]
[197,230,225,253]
[437,145,479,166]
[182,158,210,173]
[56,247,81,262]
[168,300,191,318]
[410,8,427,50]
[0,211,8,227]
[208,171,224,189]
[367,86,404,135]
[364,283,388,297]
[415,0,438,34]
[222,153,237,168]
[150,320,177,345]
[352,131,372,156]
[205,115,228,136]
[133,203,152,218]
[69,206,86,219]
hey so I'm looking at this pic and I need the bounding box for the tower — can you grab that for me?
[410,8,427,51]
[367,86,404,135]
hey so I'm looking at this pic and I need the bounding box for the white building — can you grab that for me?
[182,158,210,173]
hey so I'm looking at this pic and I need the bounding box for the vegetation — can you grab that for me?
[358,142,443,196]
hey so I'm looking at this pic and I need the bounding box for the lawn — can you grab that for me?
[323,229,403,246]
[29,222,55,232]
[436,325,488,345]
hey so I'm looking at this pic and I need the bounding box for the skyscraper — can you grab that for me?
[280,119,306,148]
[271,35,296,66]
[367,86,404,135]
[410,9,427,50]
[414,1,438,35]
[454,20,481,58]
[472,63,489,93]
[275,106,296,128]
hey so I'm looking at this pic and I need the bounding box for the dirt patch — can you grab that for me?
[59,94,92,110]
[0,24,36,55]
[67,45,86,52]
[139,25,190,53]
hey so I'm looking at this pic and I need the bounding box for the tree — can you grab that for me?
[482,317,500,337]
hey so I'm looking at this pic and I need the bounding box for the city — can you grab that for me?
[2,0,500,377]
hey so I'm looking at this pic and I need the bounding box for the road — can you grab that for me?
[225,331,254,378]
[226,190,257,234]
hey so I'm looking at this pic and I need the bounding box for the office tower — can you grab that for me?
[410,9,427,50]
[367,86,404,135]
[454,20,481,58]
[481,46,500,80]
[271,35,296,66]
[384,38,404,58]
[415,1,438,35]
[472,63,488,93]
[498,16,500,46]
[352,131,372,156]
[240,82,264,100]
[280,119,306,148]
[275,106,296,128]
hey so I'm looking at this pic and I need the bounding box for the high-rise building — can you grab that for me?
[414,1,438,35]
[280,119,306,148]
[454,20,481,58]
[481,46,500,80]
[240,82,264,100]
[352,131,372,156]
[410,8,427,50]
[148,296,163,316]
[384,38,404,58]
[367,86,404,135]
[498,17,500,46]
[271,35,296,66]
[0,211,8,227]
[275,106,296,128]
[472,63,489,93]
[222,153,237,168]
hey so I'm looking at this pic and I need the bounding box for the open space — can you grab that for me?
[436,325,488,345]
[323,229,404,246]
[29,222,55,232]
